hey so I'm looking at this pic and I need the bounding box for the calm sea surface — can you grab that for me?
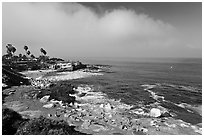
[68,58,202,124]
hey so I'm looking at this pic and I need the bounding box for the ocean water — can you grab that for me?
[68,58,202,125]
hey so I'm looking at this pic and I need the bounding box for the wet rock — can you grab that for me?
[43,103,54,109]
[150,108,161,117]
[160,112,172,118]
[40,95,50,103]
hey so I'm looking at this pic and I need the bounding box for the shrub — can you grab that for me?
[2,107,27,135]
[2,108,87,135]
[37,82,76,104]
[16,116,85,135]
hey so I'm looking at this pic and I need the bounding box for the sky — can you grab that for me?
[2,2,202,59]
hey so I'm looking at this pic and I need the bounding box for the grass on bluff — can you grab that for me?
[2,107,87,135]
[37,81,76,104]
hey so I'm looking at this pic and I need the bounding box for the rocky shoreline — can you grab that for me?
[2,67,202,135]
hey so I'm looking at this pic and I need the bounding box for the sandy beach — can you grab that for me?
[43,70,103,81]
[20,69,56,79]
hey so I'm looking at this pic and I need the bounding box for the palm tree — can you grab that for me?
[24,45,31,57]
[30,54,35,59]
[27,50,31,56]
[12,47,16,54]
[6,44,16,57]
[19,53,22,58]
[24,45,28,51]
[40,48,47,55]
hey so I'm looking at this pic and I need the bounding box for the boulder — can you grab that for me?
[150,108,161,117]
[40,95,50,103]
[2,83,8,88]
[104,103,112,112]
[141,127,148,133]
[43,103,54,109]
[81,120,90,129]
[99,104,104,108]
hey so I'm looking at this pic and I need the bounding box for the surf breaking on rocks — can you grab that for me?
[7,66,202,135]
[36,78,202,135]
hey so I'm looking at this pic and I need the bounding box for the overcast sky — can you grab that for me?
[2,2,202,59]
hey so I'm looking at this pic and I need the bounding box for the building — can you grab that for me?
[51,62,74,71]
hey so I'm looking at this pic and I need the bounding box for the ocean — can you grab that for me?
[67,58,202,125]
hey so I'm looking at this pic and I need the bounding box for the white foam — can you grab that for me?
[141,84,157,90]
[36,76,42,80]
[141,84,165,102]
[70,84,202,134]
[191,125,202,134]
[74,86,93,93]
[162,83,201,93]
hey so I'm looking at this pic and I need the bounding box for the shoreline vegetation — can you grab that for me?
[2,44,202,135]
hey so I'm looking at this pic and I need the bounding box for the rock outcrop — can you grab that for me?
[150,108,161,117]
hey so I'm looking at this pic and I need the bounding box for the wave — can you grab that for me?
[161,83,201,93]
[72,84,202,134]
[174,103,202,116]
[140,83,202,125]
[141,84,165,102]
